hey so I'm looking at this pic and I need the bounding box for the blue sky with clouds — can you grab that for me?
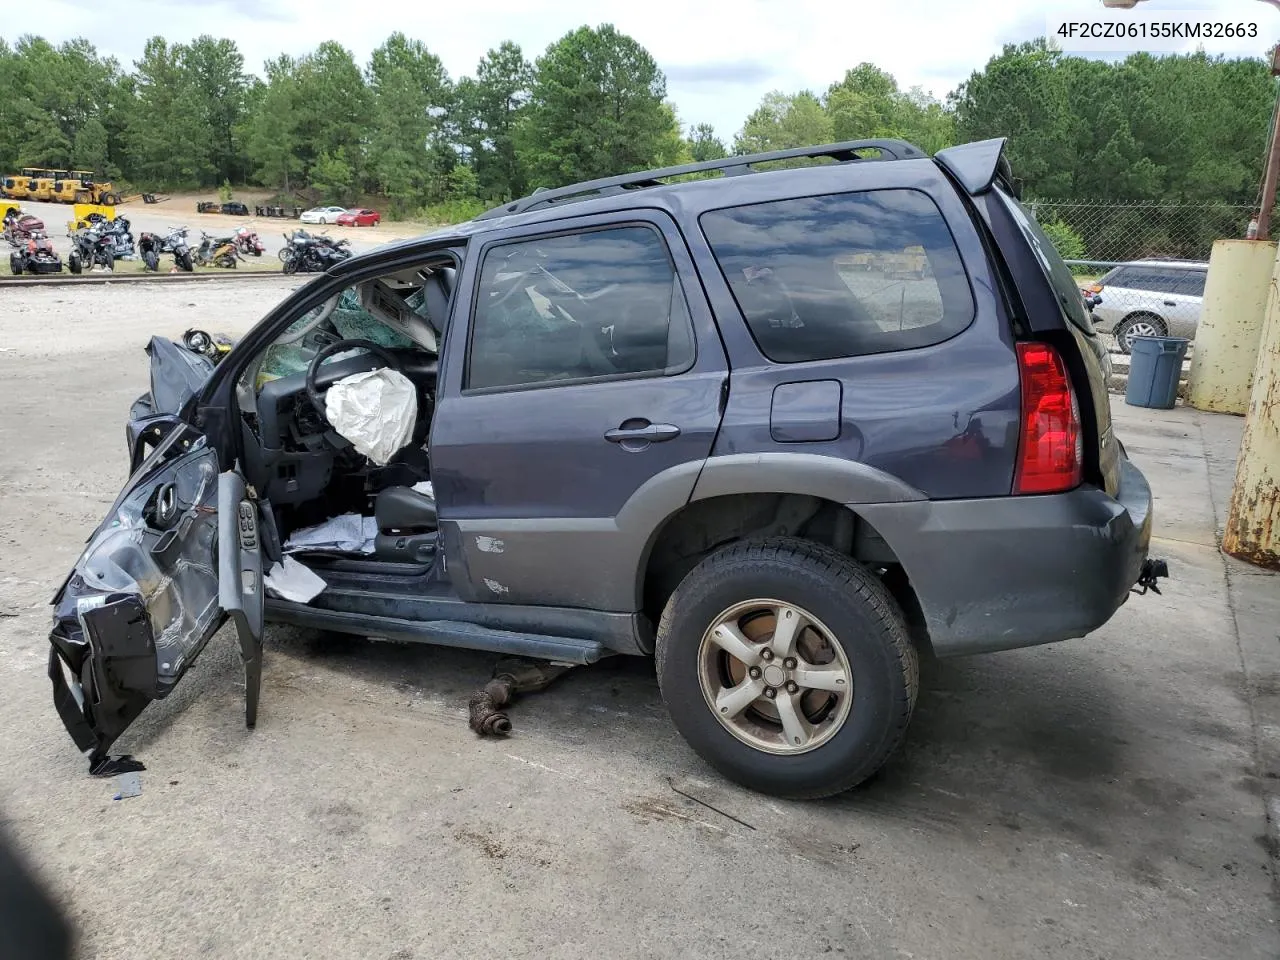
[25,0,1278,141]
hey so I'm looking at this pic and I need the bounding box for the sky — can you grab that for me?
[23,0,1278,142]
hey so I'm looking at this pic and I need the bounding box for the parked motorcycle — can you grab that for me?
[99,216,136,260]
[194,231,242,268]
[278,229,351,274]
[3,210,46,247]
[138,232,162,271]
[159,226,195,272]
[234,225,266,257]
[9,233,62,275]
[67,228,116,273]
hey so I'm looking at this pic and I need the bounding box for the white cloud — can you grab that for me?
[22,0,1275,143]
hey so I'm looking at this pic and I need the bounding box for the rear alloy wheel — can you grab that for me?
[1116,313,1167,354]
[656,537,918,799]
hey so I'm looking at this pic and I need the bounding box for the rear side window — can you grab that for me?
[1112,266,1195,295]
[1176,271,1206,297]
[700,190,974,363]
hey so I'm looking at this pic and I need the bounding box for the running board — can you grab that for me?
[265,600,609,665]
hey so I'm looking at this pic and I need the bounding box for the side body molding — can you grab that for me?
[447,455,926,620]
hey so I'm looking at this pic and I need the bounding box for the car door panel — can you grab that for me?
[47,429,263,767]
[430,211,729,611]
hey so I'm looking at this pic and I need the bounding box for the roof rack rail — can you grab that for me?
[475,138,928,221]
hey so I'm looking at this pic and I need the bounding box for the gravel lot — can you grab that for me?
[0,279,1276,960]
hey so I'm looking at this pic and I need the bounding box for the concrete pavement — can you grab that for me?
[0,282,1276,959]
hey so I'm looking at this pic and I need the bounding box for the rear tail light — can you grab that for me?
[1014,342,1083,495]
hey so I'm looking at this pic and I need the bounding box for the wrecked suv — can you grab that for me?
[48,138,1161,799]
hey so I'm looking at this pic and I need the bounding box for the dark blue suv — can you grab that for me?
[47,137,1158,798]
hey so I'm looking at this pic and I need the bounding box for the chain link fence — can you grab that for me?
[1025,199,1242,355]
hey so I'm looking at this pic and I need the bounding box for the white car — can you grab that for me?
[299,206,348,225]
[1086,258,1207,353]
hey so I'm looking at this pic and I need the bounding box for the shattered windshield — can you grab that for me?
[255,288,422,387]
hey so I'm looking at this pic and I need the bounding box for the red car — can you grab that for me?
[336,208,381,227]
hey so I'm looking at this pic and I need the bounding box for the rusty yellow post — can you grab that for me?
[1223,258,1280,568]
[1189,240,1278,414]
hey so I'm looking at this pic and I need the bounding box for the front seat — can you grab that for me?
[373,486,437,563]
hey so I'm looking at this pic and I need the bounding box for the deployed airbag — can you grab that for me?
[324,368,417,465]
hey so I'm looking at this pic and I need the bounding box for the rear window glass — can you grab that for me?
[699,189,974,363]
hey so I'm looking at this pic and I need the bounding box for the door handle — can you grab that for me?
[605,421,681,444]
[1163,300,1176,307]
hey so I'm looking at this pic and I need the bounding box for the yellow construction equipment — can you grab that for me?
[1,170,120,206]
[66,202,117,232]
[0,175,35,200]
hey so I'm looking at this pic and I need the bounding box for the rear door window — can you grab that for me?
[699,189,974,363]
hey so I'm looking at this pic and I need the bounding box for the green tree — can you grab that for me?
[293,42,370,186]
[242,59,304,192]
[311,147,356,203]
[516,24,680,188]
[182,35,250,183]
[125,37,213,185]
[366,33,452,213]
[72,117,109,172]
[687,122,727,162]
[824,64,954,153]
[734,91,832,154]
[3,36,124,172]
[456,41,534,200]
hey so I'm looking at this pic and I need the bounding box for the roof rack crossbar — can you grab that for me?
[476,138,927,220]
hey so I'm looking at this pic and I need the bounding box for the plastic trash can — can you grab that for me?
[1125,335,1190,409]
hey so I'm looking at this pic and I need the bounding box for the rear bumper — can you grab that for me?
[857,457,1154,656]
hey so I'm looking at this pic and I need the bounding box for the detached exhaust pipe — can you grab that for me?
[468,658,571,737]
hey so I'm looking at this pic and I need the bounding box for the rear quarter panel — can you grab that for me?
[667,160,1020,500]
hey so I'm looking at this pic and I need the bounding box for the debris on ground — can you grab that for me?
[264,556,327,603]
[112,772,142,800]
[467,658,571,737]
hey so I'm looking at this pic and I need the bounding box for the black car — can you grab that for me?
[46,137,1163,798]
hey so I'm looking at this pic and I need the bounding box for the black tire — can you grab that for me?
[655,537,918,799]
[143,250,159,272]
[1115,312,1167,354]
[283,256,299,275]
[10,255,22,275]
[102,192,120,206]
[176,250,193,272]
[101,249,114,272]
[68,252,82,275]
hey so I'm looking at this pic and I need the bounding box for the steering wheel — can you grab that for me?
[305,338,407,423]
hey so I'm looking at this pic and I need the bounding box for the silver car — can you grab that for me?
[1086,259,1207,353]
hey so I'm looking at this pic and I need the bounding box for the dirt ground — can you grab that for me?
[0,279,1277,960]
